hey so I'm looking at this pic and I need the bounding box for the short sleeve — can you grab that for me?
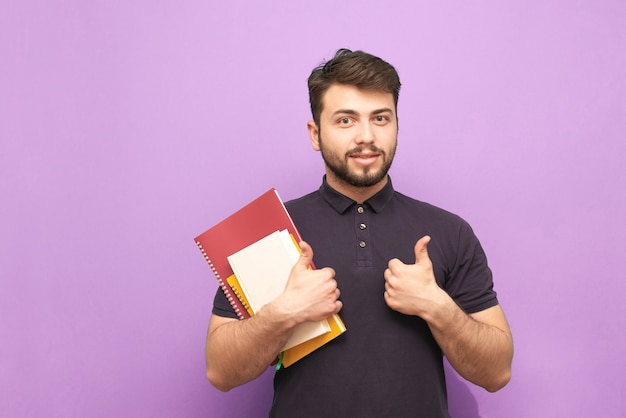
[211,287,239,319]
[445,221,499,314]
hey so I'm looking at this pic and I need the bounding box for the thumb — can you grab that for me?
[294,240,314,270]
[414,235,431,264]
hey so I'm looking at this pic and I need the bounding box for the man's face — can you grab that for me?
[308,84,398,189]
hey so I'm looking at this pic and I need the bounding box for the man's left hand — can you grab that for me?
[383,236,447,318]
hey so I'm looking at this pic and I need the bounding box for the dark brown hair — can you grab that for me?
[307,49,401,124]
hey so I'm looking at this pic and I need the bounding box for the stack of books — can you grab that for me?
[194,189,346,367]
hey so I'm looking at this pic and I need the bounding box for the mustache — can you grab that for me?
[346,146,385,157]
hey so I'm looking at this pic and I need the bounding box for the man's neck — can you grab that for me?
[325,174,388,204]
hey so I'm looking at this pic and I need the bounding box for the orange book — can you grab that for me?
[282,311,346,367]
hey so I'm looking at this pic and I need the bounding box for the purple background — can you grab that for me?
[1,1,625,417]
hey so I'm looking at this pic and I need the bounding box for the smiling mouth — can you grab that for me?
[349,152,382,167]
[349,146,383,158]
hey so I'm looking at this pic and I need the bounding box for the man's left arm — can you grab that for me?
[384,236,513,392]
[428,301,512,392]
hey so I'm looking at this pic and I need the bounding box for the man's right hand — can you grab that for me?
[271,240,342,323]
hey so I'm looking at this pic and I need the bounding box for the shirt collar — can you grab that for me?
[318,176,395,215]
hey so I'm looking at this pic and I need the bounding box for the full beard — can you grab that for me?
[319,138,397,188]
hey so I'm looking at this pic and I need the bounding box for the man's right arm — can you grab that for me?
[205,241,342,392]
[205,308,297,391]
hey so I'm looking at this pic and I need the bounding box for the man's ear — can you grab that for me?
[307,120,321,151]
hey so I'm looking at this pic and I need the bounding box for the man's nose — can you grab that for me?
[356,122,375,144]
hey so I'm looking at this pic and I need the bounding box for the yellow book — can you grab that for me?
[226,275,253,317]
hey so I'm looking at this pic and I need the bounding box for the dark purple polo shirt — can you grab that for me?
[212,177,498,417]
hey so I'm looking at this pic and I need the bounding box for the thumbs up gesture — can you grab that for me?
[273,241,343,324]
[384,236,446,318]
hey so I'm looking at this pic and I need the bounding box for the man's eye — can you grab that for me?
[340,118,351,124]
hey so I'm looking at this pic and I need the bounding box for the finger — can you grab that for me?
[414,235,432,263]
[294,240,314,270]
[387,258,403,271]
[384,267,396,284]
[334,299,343,313]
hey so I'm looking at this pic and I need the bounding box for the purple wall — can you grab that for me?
[1,1,624,417]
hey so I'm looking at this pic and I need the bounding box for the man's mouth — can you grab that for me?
[349,152,381,166]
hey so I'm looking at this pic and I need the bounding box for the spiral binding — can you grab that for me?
[196,241,246,319]
[228,277,253,316]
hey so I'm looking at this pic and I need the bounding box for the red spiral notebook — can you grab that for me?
[194,189,302,319]
[194,188,346,367]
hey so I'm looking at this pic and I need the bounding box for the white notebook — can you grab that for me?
[227,229,330,350]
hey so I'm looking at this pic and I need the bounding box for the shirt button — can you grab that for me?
[359,223,366,230]
[359,241,366,248]
[357,206,364,214]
